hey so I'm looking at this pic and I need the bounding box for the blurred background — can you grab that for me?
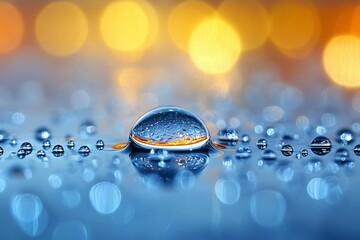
[1,0,360,135]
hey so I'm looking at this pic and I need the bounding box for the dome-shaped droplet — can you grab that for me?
[42,140,51,150]
[310,136,332,156]
[78,146,91,157]
[96,140,104,150]
[37,150,46,159]
[17,149,26,159]
[67,140,75,150]
[256,138,267,150]
[130,106,210,151]
[20,142,33,155]
[281,144,293,157]
[52,145,64,157]
[301,149,309,157]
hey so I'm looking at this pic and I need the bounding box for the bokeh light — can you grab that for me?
[270,1,320,58]
[168,0,215,51]
[35,1,88,57]
[323,35,360,88]
[100,0,157,54]
[0,2,24,54]
[218,0,270,51]
[350,5,360,37]
[189,17,241,75]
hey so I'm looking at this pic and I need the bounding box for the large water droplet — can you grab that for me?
[310,136,332,156]
[256,138,267,150]
[281,144,293,157]
[130,106,210,151]
[336,128,354,145]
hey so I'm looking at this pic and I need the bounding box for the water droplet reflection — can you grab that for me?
[53,221,87,240]
[215,178,240,205]
[250,190,286,227]
[61,190,81,208]
[11,193,43,222]
[90,182,121,214]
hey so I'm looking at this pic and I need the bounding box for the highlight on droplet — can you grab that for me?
[0,2,24,54]
[35,1,88,57]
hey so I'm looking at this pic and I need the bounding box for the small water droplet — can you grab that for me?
[0,130,9,143]
[96,140,104,150]
[42,140,51,150]
[67,140,75,150]
[17,149,26,159]
[240,134,250,144]
[20,142,32,155]
[0,146,3,156]
[310,136,332,156]
[34,127,52,142]
[218,129,239,142]
[130,106,210,151]
[236,147,252,159]
[79,120,97,137]
[334,148,351,165]
[336,128,354,145]
[354,144,360,156]
[281,144,293,157]
[78,146,91,157]
[256,138,267,150]
[52,145,64,157]
[37,150,46,159]
[301,149,309,157]
[10,137,17,147]
[262,149,277,161]
[266,127,276,137]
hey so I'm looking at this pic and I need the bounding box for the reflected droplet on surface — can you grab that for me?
[334,148,351,165]
[53,221,87,240]
[305,159,323,174]
[17,208,48,237]
[215,178,240,205]
[250,190,286,228]
[310,136,332,156]
[262,149,277,161]
[130,151,209,184]
[52,145,64,157]
[90,182,121,214]
[236,147,252,159]
[281,144,293,157]
[11,193,43,222]
[276,164,294,182]
[307,178,329,200]
[336,128,354,145]
[256,138,267,150]
[35,127,52,142]
[130,106,210,151]
[61,190,81,208]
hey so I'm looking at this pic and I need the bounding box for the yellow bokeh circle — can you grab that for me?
[168,0,215,51]
[0,2,24,54]
[323,35,360,88]
[189,17,241,75]
[100,0,157,53]
[218,0,270,51]
[35,1,88,57]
